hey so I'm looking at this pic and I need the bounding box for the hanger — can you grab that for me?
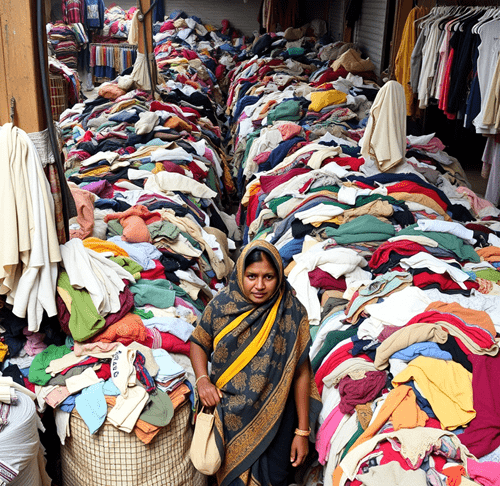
[455,6,484,33]
[437,5,462,31]
[472,7,498,34]
[447,6,475,32]
[415,6,443,31]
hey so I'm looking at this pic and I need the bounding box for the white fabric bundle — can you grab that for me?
[360,80,407,172]
[59,238,135,316]
[0,392,51,486]
[0,123,62,331]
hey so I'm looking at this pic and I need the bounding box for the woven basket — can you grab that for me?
[61,402,206,486]
[49,73,68,121]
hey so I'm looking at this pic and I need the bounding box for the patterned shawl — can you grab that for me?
[190,240,321,486]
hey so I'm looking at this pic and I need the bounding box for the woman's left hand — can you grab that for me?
[290,435,309,467]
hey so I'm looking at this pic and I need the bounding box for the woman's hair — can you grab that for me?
[244,249,278,274]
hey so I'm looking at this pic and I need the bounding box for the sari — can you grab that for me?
[190,240,321,486]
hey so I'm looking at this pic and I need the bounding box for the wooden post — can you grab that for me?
[136,0,158,89]
[0,0,48,132]
[137,0,154,56]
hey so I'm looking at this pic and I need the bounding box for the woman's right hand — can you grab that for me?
[197,376,223,407]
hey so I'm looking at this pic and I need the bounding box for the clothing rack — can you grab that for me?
[89,42,138,81]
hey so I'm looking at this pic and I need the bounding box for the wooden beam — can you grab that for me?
[0,0,47,132]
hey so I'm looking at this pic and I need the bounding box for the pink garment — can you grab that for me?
[44,386,71,408]
[70,186,96,240]
[23,329,47,356]
[254,151,271,165]
[455,186,494,216]
[467,458,500,486]
[409,137,445,153]
[316,406,344,465]
[104,205,160,243]
[277,122,302,140]
[73,341,120,357]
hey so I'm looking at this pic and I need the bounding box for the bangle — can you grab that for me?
[294,427,311,437]
[195,375,210,387]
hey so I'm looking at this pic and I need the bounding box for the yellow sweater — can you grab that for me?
[393,356,475,430]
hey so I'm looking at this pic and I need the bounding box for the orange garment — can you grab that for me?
[82,237,129,257]
[257,100,278,119]
[349,385,428,451]
[165,116,192,132]
[152,162,165,174]
[69,186,96,240]
[443,465,466,486]
[168,383,190,410]
[104,205,160,243]
[425,301,496,337]
[477,247,500,262]
[332,385,428,486]
[105,396,161,444]
[91,313,148,346]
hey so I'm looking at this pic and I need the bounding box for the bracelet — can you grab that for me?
[195,375,210,387]
[294,427,311,437]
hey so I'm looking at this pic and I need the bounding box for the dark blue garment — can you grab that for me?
[407,380,436,418]
[258,136,305,173]
[464,34,482,130]
[350,335,379,360]
[94,199,121,211]
[148,201,189,216]
[109,109,140,124]
[231,95,260,124]
[279,237,305,267]
[84,0,105,29]
[153,0,165,23]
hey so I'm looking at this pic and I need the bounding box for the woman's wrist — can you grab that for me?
[294,427,311,437]
[195,374,210,387]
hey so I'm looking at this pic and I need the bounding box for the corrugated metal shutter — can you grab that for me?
[354,0,388,76]
[328,0,346,42]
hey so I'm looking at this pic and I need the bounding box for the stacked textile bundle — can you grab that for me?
[101,5,136,40]
[227,35,500,485]
[48,22,80,70]
[49,56,82,107]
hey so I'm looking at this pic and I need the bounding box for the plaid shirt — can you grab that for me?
[62,0,84,24]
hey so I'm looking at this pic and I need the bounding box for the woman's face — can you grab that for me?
[242,255,279,305]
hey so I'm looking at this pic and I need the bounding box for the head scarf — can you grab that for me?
[190,240,321,486]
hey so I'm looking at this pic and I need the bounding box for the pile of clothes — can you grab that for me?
[0,27,240,444]
[152,11,250,113]
[226,30,500,486]
[48,21,80,70]
[101,5,137,40]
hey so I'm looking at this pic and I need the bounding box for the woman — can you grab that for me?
[190,240,321,486]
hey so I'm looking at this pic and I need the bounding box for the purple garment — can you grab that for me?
[338,370,387,414]
[82,180,114,199]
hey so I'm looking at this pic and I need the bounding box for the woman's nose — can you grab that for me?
[255,277,265,289]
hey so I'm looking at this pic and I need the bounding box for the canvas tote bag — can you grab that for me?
[190,407,221,475]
